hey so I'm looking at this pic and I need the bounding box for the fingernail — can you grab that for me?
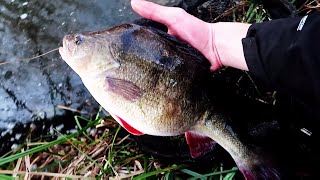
[131,0,144,8]
[132,0,149,9]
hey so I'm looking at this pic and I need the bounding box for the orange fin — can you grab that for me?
[106,77,142,102]
[185,131,216,158]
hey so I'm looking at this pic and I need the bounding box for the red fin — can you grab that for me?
[185,131,216,158]
[110,113,144,136]
[236,162,281,180]
[106,77,142,102]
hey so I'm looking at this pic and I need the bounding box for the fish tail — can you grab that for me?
[236,160,281,180]
[195,113,282,179]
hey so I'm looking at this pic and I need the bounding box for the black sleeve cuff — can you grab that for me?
[241,12,320,106]
[242,34,270,90]
[241,16,304,91]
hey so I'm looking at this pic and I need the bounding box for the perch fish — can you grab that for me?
[59,24,280,179]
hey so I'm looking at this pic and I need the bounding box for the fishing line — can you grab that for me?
[0,48,59,66]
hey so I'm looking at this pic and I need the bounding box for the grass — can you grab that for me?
[241,0,268,23]
[0,108,238,179]
[297,0,320,13]
[212,0,269,23]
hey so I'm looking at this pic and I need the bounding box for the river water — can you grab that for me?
[0,0,136,122]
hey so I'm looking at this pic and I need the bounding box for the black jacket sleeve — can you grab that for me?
[242,12,320,108]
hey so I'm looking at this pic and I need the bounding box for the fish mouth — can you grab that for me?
[59,36,67,60]
[59,34,75,61]
[58,46,67,61]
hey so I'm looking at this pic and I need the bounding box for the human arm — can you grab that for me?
[131,0,320,108]
[131,0,250,71]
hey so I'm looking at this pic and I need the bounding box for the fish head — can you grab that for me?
[59,31,119,77]
[59,24,203,137]
[59,31,145,135]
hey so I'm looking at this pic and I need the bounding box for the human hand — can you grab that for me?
[131,0,222,71]
[131,0,250,71]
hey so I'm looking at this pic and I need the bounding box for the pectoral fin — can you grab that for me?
[185,131,216,158]
[106,77,142,102]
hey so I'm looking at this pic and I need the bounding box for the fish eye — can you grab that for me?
[74,35,84,45]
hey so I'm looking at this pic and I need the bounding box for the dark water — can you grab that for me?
[0,0,188,155]
[0,0,144,151]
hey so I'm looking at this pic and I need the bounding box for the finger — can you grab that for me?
[131,0,179,27]
[131,0,205,34]
[131,1,208,48]
[131,0,220,70]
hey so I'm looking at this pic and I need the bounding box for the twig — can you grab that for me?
[0,48,59,66]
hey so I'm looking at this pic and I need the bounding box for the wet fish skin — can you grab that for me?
[59,24,281,179]
[60,24,212,136]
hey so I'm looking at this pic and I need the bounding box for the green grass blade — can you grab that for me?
[132,164,187,179]
[106,125,122,170]
[242,2,255,22]
[0,174,14,180]
[246,7,257,23]
[223,170,237,180]
[74,115,91,122]
[95,106,104,120]
[203,167,238,177]
[188,167,238,180]
[165,172,172,180]
[74,116,95,142]
[220,164,223,180]
[0,119,98,166]
[180,169,205,178]
[204,167,238,177]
